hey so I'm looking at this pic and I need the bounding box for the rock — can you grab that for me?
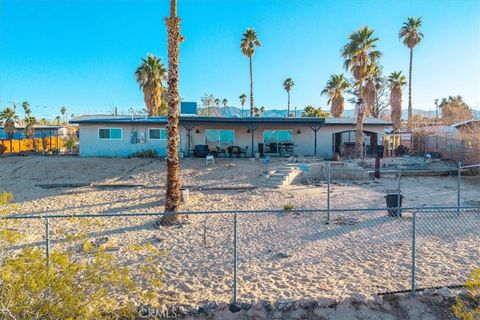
[198,301,218,314]
[371,294,384,306]
[275,299,296,311]
[241,302,252,311]
[298,299,318,310]
[438,287,456,299]
[228,303,242,313]
[351,293,369,304]
[260,300,274,312]
[317,297,337,308]
[273,252,291,259]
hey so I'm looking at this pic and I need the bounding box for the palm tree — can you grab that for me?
[239,93,247,117]
[0,107,17,152]
[387,71,407,132]
[321,74,349,117]
[283,78,294,117]
[240,28,261,117]
[341,26,382,158]
[163,0,183,224]
[55,116,61,125]
[399,17,423,129]
[24,116,37,138]
[60,106,67,123]
[135,54,167,116]
[222,98,228,108]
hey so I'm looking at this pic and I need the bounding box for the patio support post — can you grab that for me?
[310,126,321,156]
[248,126,257,158]
[183,124,195,157]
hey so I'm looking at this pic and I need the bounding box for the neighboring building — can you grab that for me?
[70,114,391,158]
[0,125,66,154]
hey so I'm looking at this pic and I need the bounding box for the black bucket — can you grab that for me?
[385,193,404,217]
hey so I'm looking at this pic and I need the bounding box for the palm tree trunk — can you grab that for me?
[407,48,413,130]
[287,91,290,117]
[354,90,365,158]
[249,56,254,117]
[163,0,182,224]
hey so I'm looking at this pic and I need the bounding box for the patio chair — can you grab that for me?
[216,146,227,158]
[239,146,248,157]
[229,146,241,158]
[193,145,210,158]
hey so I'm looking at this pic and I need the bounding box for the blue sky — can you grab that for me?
[1,0,479,119]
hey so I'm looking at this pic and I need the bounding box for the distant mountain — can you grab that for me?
[198,106,480,119]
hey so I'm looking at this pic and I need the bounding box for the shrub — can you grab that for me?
[0,192,165,319]
[452,268,480,320]
[132,149,159,158]
[283,203,294,211]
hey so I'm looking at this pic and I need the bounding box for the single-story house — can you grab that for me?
[70,114,391,158]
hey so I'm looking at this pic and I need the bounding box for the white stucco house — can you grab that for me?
[70,114,391,158]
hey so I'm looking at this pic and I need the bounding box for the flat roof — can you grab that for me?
[70,115,391,126]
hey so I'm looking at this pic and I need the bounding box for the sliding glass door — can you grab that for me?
[263,130,293,154]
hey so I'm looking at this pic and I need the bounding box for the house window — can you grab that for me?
[99,128,122,140]
[149,128,167,140]
[205,130,234,149]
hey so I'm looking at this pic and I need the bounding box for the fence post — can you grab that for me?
[457,162,461,216]
[411,211,416,296]
[233,212,238,304]
[326,163,331,224]
[45,217,50,269]
[397,165,402,216]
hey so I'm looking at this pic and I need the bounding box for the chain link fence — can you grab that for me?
[1,164,479,306]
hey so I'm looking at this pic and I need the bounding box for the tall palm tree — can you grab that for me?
[239,93,247,117]
[240,28,261,117]
[222,98,228,108]
[283,78,294,117]
[163,0,183,224]
[399,17,423,129]
[387,71,407,132]
[0,107,17,153]
[60,106,67,123]
[135,54,167,116]
[321,74,349,117]
[341,26,382,158]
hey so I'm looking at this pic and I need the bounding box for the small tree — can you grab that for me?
[302,105,330,118]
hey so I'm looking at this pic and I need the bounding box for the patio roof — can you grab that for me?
[70,115,391,126]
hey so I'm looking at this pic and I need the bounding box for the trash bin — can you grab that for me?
[258,143,264,157]
[385,193,403,217]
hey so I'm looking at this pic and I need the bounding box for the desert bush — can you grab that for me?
[0,192,165,320]
[452,268,480,320]
[283,203,294,211]
[132,149,159,158]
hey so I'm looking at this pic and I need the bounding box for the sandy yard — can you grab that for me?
[0,156,479,308]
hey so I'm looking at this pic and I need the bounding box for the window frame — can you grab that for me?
[98,128,123,140]
[148,128,167,141]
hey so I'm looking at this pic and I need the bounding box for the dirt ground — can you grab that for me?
[0,156,479,311]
